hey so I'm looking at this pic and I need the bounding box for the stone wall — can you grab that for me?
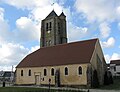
[16,64,88,86]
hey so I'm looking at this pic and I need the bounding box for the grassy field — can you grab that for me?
[100,77,120,90]
[1,77,120,92]
[0,87,86,92]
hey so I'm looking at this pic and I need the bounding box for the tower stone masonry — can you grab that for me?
[40,10,67,47]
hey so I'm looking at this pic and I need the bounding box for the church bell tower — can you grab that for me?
[40,10,67,47]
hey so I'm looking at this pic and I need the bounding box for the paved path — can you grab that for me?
[1,84,120,92]
[11,86,120,92]
[89,89,120,92]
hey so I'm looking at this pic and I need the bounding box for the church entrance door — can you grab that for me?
[35,72,41,85]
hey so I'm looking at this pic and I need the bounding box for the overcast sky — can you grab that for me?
[0,0,120,71]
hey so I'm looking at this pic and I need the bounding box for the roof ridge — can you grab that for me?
[40,38,98,49]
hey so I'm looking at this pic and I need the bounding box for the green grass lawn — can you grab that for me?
[0,87,86,92]
[0,87,45,92]
[100,77,120,90]
[1,77,120,92]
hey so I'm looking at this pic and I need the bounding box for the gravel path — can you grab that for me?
[89,89,120,92]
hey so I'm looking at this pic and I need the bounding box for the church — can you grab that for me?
[16,10,107,87]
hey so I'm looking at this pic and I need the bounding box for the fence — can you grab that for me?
[0,81,14,87]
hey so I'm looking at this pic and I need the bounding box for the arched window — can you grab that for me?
[28,70,31,76]
[21,70,23,76]
[44,69,47,76]
[65,67,68,75]
[78,66,82,75]
[51,68,54,76]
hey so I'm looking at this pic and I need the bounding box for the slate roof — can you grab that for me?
[45,10,57,19]
[110,60,120,65]
[59,12,66,17]
[17,38,98,68]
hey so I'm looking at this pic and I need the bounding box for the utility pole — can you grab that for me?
[11,65,14,84]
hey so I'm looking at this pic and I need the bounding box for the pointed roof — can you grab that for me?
[45,10,57,19]
[16,38,98,68]
[59,12,66,17]
[110,60,120,65]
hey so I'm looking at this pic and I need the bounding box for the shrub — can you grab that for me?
[108,71,113,84]
[104,71,114,85]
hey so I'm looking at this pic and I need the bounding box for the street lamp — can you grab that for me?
[48,78,51,92]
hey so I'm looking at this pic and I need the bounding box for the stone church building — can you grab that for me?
[16,10,107,87]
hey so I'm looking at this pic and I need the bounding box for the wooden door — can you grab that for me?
[35,75,40,85]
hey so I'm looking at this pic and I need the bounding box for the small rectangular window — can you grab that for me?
[28,70,31,76]
[58,23,60,34]
[60,38,62,44]
[46,23,48,31]
[49,22,52,31]
[58,23,60,29]
[49,22,52,28]
[21,70,23,76]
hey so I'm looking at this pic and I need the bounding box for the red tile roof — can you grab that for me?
[16,38,98,68]
[110,60,120,65]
